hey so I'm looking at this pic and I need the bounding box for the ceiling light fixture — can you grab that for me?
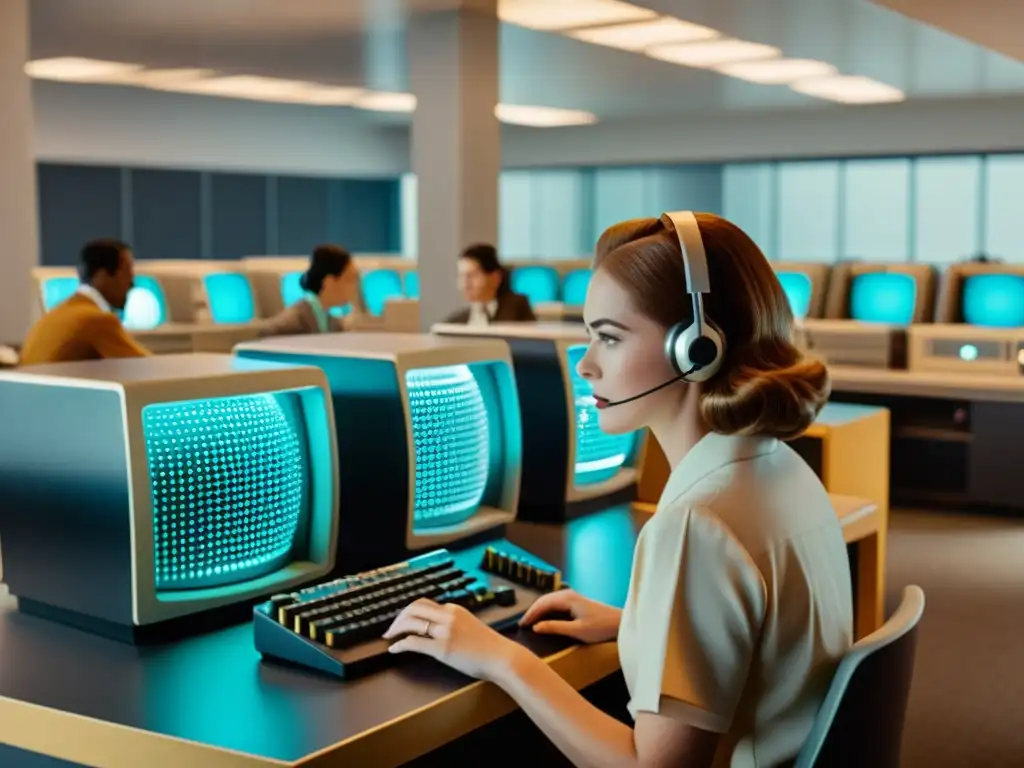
[353,91,417,112]
[496,103,598,127]
[790,74,905,104]
[566,16,719,50]
[647,39,781,69]
[25,57,142,82]
[498,0,656,32]
[716,58,837,84]
[149,75,333,103]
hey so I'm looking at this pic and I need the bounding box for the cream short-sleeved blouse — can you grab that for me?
[617,432,853,767]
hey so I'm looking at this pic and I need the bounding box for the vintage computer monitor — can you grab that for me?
[908,262,1024,375]
[800,263,936,368]
[141,261,257,325]
[235,333,522,573]
[0,354,338,643]
[31,266,171,331]
[510,264,561,306]
[432,322,641,521]
[772,262,831,320]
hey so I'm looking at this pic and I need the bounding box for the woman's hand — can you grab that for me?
[384,599,522,682]
[519,590,621,644]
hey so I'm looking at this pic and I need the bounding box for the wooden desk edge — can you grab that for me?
[0,641,621,768]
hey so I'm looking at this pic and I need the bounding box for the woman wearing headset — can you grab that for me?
[385,213,852,768]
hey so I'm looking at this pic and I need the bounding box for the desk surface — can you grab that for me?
[0,507,642,768]
[829,364,1024,402]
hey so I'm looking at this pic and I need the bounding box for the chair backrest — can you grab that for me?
[795,585,925,768]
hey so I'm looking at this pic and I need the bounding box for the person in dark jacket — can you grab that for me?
[444,244,536,325]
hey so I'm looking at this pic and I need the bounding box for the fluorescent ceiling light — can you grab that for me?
[566,16,719,50]
[149,75,363,105]
[121,68,215,87]
[353,91,417,112]
[790,75,905,104]
[300,86,366,105]
[716,58,837,84]
[498,0,656,31]
[647,39,781,68]
[25,57,142,82]
[496,104,598,127]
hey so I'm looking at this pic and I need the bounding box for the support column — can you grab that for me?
[0,0,38,346]
[408,1,500,330]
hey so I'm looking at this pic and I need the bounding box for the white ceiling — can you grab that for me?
[27,0,1024,120]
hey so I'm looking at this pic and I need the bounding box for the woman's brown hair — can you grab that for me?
[594,213,830,441]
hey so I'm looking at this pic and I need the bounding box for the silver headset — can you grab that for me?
[660,211,725,383]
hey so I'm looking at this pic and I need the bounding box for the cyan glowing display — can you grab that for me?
[511,266,560,304]
[362,270,405,316]
[962,274,1024,328]
[849,273,917,325]
[404,271,420,299]
[122,275,168,330]
[280,271,305,308]
[42,276,79,310]
[405,365,490,528]
[566,345,637,486]
[204,273,256,324]
[143,394,307,589]
[776,270,813,320]
[562,269,592,306]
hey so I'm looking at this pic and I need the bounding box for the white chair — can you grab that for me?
[795,585,925,768]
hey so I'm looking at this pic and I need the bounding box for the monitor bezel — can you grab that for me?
[394,348,522,551]
[121,367,339,625]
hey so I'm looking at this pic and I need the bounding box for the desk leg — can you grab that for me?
[854,532,885,640]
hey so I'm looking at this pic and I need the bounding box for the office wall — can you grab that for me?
[33,81,407,177]
[37,162,401,265]
[724,153,1024,264]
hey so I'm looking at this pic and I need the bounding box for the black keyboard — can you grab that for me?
[253,540,564,679]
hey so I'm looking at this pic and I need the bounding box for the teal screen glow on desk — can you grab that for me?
[204,273,256,324]
[776,271,813,319]
[562,269,592,306]
[849,273,917,324]
[511,266,560,304]
[405,365,491,529]
[362,270,404,316]
[566,344,637,486]
[42,276,79,310]
[142,392,314,590]
[962,274,1024,327]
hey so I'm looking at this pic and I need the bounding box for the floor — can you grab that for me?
[887,508,1024,768]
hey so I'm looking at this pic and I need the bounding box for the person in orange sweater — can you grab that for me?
[20,239,151,366]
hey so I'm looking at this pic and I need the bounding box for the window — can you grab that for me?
[843,158,910,263]
[777,161,840,263]
[723,163,775,260]
[913,156,982,264]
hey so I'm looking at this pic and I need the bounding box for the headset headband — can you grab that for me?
[659,211,711,295]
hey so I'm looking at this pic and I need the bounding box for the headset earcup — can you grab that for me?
[687,324,725,383]
[664,322,689,376]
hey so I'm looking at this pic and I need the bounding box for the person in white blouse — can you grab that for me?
[385,212,853,768]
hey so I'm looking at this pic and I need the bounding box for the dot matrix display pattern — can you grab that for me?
[405,365,490,527]
[566,344,636,486]
[144,394,307,589]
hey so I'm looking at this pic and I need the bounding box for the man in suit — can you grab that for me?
[20,239,150,366]
[444,243,537,325]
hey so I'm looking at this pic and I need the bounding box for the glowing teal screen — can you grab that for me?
[566,345,637,486]
[563,269,592,306]
[776,271,813,319]
[511,266,559,304]
[42,277,79,310]
[404,272,420,298]
[849,273,917,324]
[962,274,1024,327]
[405,365,490,528]
[362,270,405,316]
[204,273,256,323]
[143,393,308,589]
[123,275,167,330]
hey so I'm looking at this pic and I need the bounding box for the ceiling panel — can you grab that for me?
[26,0,1024,119]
